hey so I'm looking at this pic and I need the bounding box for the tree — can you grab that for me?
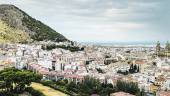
[66,76,114,95]
[156,41,161,53]
[137,66,140,72]
[152,62,157,66]
[116,80,140,95]
[165,41,170,55]
[0,68,42,93]
[129,64,137,73]
[79,76,102,95]
[131,64,134,70]
[134,64,137,72]
[129,64,138,73]
[66,81,78,92]
[165,41,169,51]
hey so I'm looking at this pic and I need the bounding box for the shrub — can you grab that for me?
[25,87,45,96]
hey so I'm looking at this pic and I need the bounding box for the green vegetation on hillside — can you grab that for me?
[0,4,68,43]
[22,15,67,42]
[41,44,84,52]
[0,20,31,43]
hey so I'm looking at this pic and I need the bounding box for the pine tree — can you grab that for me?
[132,64,134,70]
[137,66,140,72]
[165,41,169,51]
[156,41,161,53]
[129,64,133,73]
[134,64,137,72]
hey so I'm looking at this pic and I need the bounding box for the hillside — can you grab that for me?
[0,4,68,43]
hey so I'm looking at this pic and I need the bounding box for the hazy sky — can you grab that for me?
[0,0,169,43]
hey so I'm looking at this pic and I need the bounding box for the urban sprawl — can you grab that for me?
[1,41,170,96]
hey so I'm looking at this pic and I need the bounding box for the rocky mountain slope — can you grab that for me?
[0,4,68,43]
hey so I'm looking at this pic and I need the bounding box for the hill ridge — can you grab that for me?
[0,4,68,43]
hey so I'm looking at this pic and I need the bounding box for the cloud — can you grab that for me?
[0,0,170,42]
